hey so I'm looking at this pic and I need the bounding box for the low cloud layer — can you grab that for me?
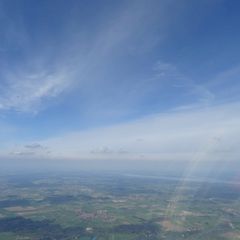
[10,143,50,157]
[28,102,239,162]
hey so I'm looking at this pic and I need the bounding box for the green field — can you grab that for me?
[0,173,239,239]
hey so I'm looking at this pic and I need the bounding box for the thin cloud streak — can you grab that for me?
[0,68,72,112]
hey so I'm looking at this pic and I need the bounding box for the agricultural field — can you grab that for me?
[0,172,239,239]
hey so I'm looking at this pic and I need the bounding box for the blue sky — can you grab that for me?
[0,0,240,162]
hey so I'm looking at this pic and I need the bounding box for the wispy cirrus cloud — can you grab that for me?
[0,1,165,114]
[0,0,218,118]
[204,63,240,102]
[151,61,215,106]
[0,68,72,112]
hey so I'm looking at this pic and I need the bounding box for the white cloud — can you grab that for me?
[26,101,239,161]
[24,143,45,150]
